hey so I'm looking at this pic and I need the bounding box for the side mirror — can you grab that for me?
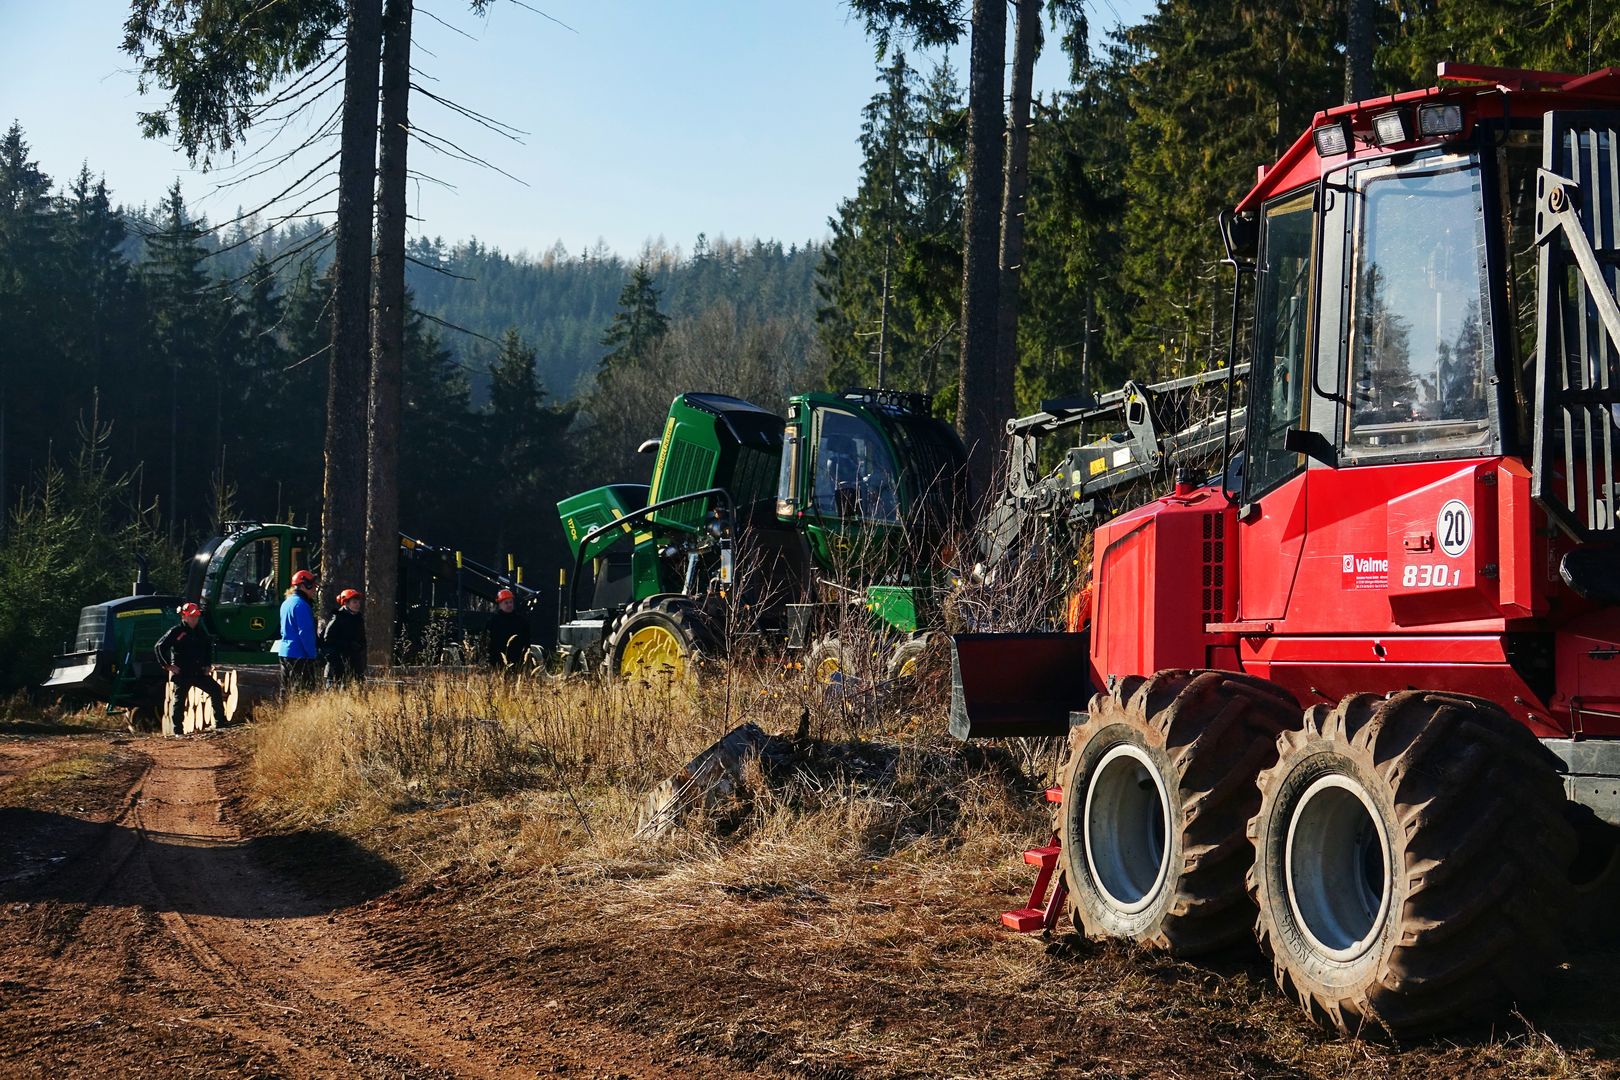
[1220,210,1258,265]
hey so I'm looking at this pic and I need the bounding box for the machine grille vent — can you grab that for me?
[1200,512,1226,622]
[655,441,718,528]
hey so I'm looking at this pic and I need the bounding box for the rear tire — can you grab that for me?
[1059,669,1299,954]
[1567,805,1620,945]
[885,635,930,682]
[807,635,848,686]
[1248,691,1576,1036]
[603,596,716,679]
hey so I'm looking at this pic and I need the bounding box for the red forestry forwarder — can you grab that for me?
[953,63,1620,1035]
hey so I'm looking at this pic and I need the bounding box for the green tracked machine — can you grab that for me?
[555,389,970,678]
[43,522,313,728]
[44,521,541,727]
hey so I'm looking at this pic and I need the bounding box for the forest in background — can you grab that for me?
[4,0,1619,692]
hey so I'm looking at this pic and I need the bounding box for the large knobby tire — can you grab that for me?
[885,635,930,682]
[1566,804,1620,945]
[1248,691,1576,1036]
[1059,669,1300,955]
[603,596,717,679]
[806,635,848,686]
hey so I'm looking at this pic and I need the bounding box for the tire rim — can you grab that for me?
[619,625,686,677]
[815,653,842,684]
[897,654,920,678]
[1083,743,1172,914]
[1284,773,1391,962]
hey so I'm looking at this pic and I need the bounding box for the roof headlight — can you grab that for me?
[1312,121,1350,157]
[1417,103,1464,137]
[1372,109,1412,146]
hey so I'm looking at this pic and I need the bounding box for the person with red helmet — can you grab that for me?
[153,602,226,735]
[274,568,322,695]
[485,587,531,673]
[320,588,367,686]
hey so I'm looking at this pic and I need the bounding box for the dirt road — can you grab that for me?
[0,733,724,1079]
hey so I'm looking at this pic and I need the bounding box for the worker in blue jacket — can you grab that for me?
[274,569,322,696]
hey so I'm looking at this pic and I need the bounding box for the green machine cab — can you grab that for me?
[556,388,968,678]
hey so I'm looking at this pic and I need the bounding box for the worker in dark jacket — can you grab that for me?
[486,588,531,672]
[275,569,321,696]
[321,588,367,686]
[154,603,227,736]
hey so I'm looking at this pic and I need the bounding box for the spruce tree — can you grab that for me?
[486,328,572,561]
[140,181,218,536]
[57,167,132,400]
[0,124,62,534]
[599,262,670,370]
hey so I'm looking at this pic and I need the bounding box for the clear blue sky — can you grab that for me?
[2,1,1150,259]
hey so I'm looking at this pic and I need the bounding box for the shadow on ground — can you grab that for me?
[0,807,402,919]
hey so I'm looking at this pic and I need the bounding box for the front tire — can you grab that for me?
[1059,669,1299,954]
[1248,691,1576,1036]
[603,597,715,679]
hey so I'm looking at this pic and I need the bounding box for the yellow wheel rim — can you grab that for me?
[814,653,842,684]
[619,624,687,677]
[897,654,920,678]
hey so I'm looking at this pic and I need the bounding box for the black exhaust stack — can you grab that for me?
[133,553,154,597]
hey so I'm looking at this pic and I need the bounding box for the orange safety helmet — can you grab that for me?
[495,588,515,603]
[292,570,320,588]
[336,588,363,604]
[177,602,202,618]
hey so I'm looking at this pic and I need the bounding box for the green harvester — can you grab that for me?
[556,389,969,678]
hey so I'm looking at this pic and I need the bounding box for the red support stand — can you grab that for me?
[1001,785,1067,933]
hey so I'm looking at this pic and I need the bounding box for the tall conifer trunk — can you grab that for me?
[957,0,1007,493]
[996,0,1041,425]
[323,0,382,603]
[1346,0,1373,103]
[366,0,411,669]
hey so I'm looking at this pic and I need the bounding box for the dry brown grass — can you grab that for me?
[240,665,1620,1080]
[0,693,126,735]
[242,664,964,834]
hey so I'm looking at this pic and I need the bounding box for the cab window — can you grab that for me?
[1343,156,1493,461]
[811,408,900,523]
[1245,189,1315,500]
[776,414,801,518]
[219,537,279,605]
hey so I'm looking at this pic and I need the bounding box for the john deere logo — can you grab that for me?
[249,616,265,630]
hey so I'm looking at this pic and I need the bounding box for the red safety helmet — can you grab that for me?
[292,570,319,588]
[177,602,202,618]
[495,588,515,603]
[336,588,363,604]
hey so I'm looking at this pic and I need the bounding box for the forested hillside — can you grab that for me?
[0,121,823,690]
[402,233,821,400]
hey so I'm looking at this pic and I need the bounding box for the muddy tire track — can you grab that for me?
[1,735,710,1079]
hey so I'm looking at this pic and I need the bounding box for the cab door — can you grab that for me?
[1237,188,1315,620]
[1291,152,1503,633]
